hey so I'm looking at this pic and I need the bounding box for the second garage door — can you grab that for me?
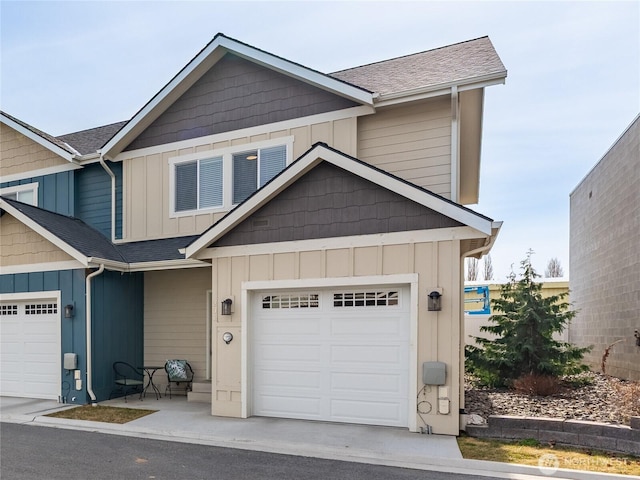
[251,286,410,427]
[0,299,60,400]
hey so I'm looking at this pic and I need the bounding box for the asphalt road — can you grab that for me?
[1,423,498,480]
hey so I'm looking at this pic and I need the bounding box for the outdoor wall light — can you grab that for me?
[221,298,233,316]
[223,332,233,344]
[634,329,640,347]
[427,291,442,312]
[64,304,75,318]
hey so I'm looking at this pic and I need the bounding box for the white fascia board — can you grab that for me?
[185,144,492,258]
[1,113,78,161]
[374,72,506,108]
[0,163,83,184]
[86,258,129,271]
[0,200,89,266]
[127,259,210,272]
[218,36,374,106]
[102,36,373,160]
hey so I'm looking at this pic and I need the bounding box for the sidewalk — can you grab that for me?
[0,396,624,480]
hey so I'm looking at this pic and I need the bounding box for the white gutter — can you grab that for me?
[85,264,105,405]
[462,221,503,258]
[98,156,117,242]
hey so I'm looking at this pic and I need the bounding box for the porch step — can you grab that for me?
[188,380,211,403]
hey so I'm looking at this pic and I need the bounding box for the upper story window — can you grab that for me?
[0,182,38,206]
[169,138,291,216]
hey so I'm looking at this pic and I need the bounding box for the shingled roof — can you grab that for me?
[1,110,79,156]
[0,197,197,265]
[58,121,127,155]
[331,36,506,96]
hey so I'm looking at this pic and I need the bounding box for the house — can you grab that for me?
[569,114,639,381]
[0,33,506,435]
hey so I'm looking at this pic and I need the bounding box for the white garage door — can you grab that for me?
[0,299,60,399]
[251,286,410,427]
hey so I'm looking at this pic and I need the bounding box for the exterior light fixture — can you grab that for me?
[64,304,75,318]
[221,298,233,316]
[427,291,442,312]
[223,332,233,344]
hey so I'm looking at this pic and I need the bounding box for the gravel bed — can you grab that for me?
[465,372,640,425]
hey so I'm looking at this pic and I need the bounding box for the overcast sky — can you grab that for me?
[1,1,638,280]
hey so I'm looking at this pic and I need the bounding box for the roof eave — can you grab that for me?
[374,71,507,107]
[1,113,80,162]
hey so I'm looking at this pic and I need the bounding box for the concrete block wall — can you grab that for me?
[569,116,640,381]
[466,415,640,456]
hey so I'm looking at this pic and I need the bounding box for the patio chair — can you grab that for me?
[164,359,194,399]
[110,361,144,402]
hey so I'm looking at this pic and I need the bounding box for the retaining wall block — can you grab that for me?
[464,424,493,438]
[631,416,640,430]
[489,415,530,430]
[538,430,580,447]
[606,424,633,441]
[578,434,618,451]
[526,416,565,432]
[563,419,605,436]
[616,439,640,456]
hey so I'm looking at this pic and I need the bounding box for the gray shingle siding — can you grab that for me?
[214,162,462,247]
[125,53,358,151]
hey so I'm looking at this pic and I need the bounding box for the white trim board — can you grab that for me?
[1,113,78,161]
[0,261,85,275]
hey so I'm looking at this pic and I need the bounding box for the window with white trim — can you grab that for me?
[0,182,38,206]
[170,139,290,216]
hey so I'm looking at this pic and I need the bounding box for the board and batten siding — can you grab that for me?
[143,268,211,389]
[122,117,356,242]
[0,214,75,267]
[0,123,70,178]
[209,240,463,435]
[357,97,452,198]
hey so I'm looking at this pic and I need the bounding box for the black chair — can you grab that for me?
[164,360,194,399]
[110,361,144,402]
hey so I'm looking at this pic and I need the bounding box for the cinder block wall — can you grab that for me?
[569,116,640,381]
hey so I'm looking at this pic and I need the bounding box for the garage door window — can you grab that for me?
[333,291,399,307]
[25,303,57,315]
[262,293,319,309]
[0,305,18,315]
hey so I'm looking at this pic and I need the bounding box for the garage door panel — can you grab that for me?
[256,394,322,417]
[331,372,402,394]
[255,317,322,336]
[255,369,321,390]
[330,317,403,336]
[258,344,323,362]
[330,398,404,425]
[331,345,404,365]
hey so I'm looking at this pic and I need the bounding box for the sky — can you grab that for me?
[1,1,638,280]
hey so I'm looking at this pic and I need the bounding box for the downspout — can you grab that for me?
[86,264,105,405]
[98,155,116,242]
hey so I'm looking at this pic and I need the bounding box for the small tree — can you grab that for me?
[466,250,590,388]
[483,254,494,281]
[545,257,564,278]
[466,258,479,281]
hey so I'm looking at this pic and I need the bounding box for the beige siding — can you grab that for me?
[358,98,452,198]
[0,214,75,266]
[0,124,70,178]
[121,118,358,242]
[209,240,463,435]
[143,268,211,391]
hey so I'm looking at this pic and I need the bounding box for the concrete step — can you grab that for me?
[191,381,211,393]
[187,391,211,403]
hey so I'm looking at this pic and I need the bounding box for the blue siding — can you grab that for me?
[1,171,74,215]
[74,161,123,239]
[0,269,87,404]
[90,271,144,401]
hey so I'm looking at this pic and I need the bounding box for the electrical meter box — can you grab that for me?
[63,353,77,370]
[422,361,446,385]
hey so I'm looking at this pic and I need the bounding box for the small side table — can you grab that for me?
[141,366,163,400]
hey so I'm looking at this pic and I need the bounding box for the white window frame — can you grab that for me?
[168,136,293,218]
[0,182,39,206]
